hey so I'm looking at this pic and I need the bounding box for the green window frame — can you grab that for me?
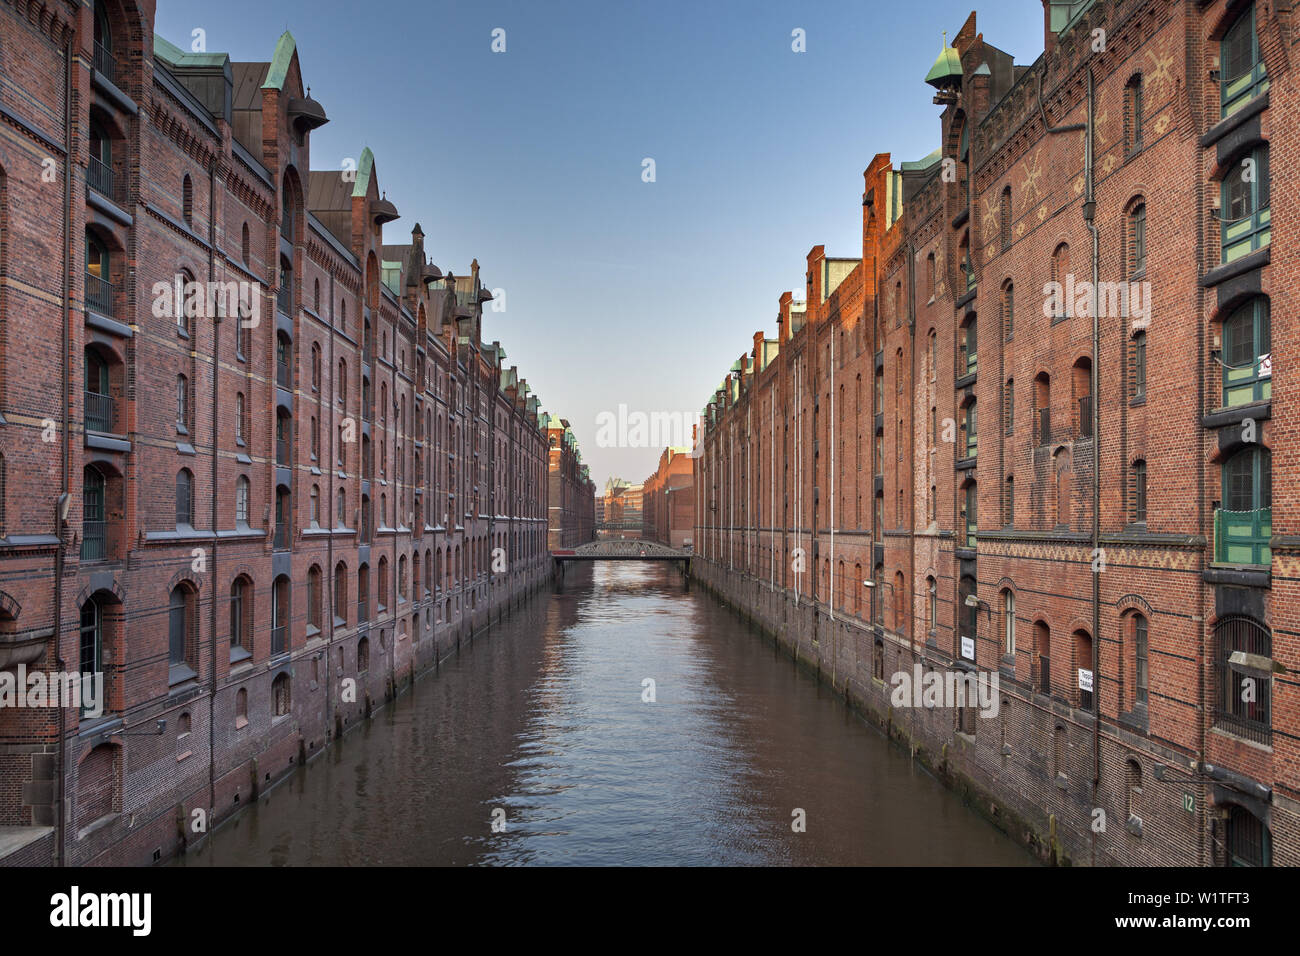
[1221,145,1269,263]
[1221,4,1269,117]
[964,400,977,460]
[1221,298,1270,407]
[1215,447,1271,566]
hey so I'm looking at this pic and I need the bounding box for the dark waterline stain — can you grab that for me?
[178,562,1036,866]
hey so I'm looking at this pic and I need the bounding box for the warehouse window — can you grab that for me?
[1221,3,1268,117]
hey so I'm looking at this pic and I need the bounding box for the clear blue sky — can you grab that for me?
[156,0,1046,489]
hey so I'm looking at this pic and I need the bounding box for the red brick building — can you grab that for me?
[696,0,1296,866]
[641,447,695,549]
[0,0,581,866]
[544,415,595,549]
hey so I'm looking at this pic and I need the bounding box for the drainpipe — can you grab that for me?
[207,158,218,818]
[325,272,335,741]
[905,239,918,755]
[1083,69,1102,804]
[55,29,73,868]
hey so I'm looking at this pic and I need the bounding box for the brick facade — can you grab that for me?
[695,0,1297,866]
[640,447,695,549]
[0,0,585,866]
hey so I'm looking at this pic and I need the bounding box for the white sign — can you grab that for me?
[1078,668,1094,692]
[1258,353,1272,378]
[961,637,975,661]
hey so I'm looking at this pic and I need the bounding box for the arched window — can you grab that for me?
[313,278,321,313]
[358,564,370,621]
[1125,75,1144,154]
[927,576,937,635]
[81,466,106,561]
[1221,3,1268,117]
[272,673,290,716]
[1132,330,1147,401]
[230,577,251,661]
[1131,459,1148,524]
[311,343,321,391]
[959,314,977,377]
[1125,760,1142,823]
[307,565,322,631]
[1219,446,1271,565]
[334,562,348,624]
[88,117,114,199]
[1128,201,1147,276]
[961,398,977,460]
[271,575,290,656]
[1002,589,1015,656]
[358,636,370,672]
[1001,281,1014,341]
[309,484,320,525]
[92,0,114,76]
[1036,621,1052,695]
[175,469,193,527]
[1221,144,1269,263]
[182,174,193,226]
[962,481,977,547]
[85,230,115,318]
[168,585,195,679]
[241,222,250,264]
[235,392,246,444]
[79,597,105,716]
[1221,297,1270,407]
[1131,613,1149,708]
[1050,243,1071,320]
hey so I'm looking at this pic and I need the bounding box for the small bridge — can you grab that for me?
[552,540,692,576]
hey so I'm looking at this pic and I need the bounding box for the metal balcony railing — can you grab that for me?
[93,41,116,81]
[1214,507,1271,567]
[87,157,115,200]
[80,520,106,561]
[84,390,113,433]
[85,272,114,316]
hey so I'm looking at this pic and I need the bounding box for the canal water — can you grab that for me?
[180,562,1034,866]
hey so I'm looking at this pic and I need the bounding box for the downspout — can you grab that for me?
[207,158,218,818]
[325,271,335,741]
[55,28,73,868]
[1083,68,1102,803]
[905,239,918,756]
[907,236,918,655]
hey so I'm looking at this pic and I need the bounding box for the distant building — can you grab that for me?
[544,416,596,549]
[641,448,695,549]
